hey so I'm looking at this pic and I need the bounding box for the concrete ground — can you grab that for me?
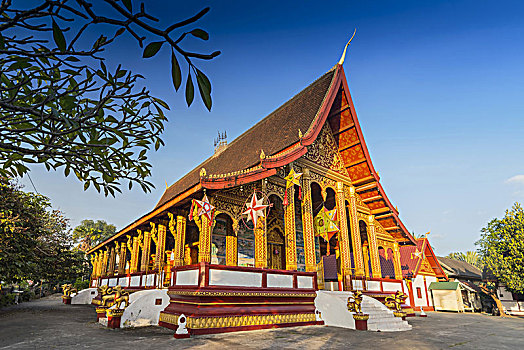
[0,294,523,350]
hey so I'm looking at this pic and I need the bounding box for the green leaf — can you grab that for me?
[171,51,181,91]
[190,29,209,41]
[52,19,66,52]
[196,69,212,111]
[185,72,194,107]
[153,97,170,110]
[122,0,132,12]
[143,41,163,58]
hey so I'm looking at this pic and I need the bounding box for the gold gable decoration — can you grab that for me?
[304,124,349,176]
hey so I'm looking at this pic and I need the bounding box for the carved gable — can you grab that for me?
[303,124,349,177]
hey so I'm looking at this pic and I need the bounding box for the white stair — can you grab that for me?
[315,291,412,332]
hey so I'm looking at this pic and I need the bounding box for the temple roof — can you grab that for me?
[155,69,336,210]
[88,63,417,254]
[399,238,447,278]
[437,257,483,281]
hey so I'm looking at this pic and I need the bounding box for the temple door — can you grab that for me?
[267,228,285,270]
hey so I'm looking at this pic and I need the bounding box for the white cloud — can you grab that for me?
[505,175,524,185]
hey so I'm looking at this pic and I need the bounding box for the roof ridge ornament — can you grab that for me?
[337,28,357,66]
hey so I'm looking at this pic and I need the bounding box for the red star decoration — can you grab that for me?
[242,192,269,228]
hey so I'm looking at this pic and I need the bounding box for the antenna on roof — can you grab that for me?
[338,28,357,66]
[214,130,228,155]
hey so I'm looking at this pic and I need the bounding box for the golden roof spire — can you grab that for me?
[338,28,357,66]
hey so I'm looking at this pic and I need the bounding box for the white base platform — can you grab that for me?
[71,288,97,304]
[315,291,412,332]
[118,289,170,328]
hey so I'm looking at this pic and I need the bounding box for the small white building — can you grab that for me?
[496,284,524,316]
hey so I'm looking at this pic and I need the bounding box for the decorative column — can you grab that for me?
[254,215,268,268]
[128,231,142,273]
[118,241,127,275]
[393,242,403,280]
[348,186,365,276]
[90,253,98,280]
[101,249,109,277]
[198,215,212,263]
[367,216,382,279]
[140,229,152,271]
[336,182,353,287]
[226,217,238,266]
[284,184,297,270]
[155,221,167,271]
[301,169,317,272]
[171,214,186,267]
[96,252,103,278]
[107,245,117,276]
[362,245,370,278]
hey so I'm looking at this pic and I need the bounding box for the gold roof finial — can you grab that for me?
[298,129,303,139]
[200,168,207,177]
[338,28,357,66]
[260,149,266,160]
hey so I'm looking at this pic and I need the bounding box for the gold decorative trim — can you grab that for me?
[167,291,317,298]
[352,313,369,321]
[160,312,316,329]
[170,300,313,306]
[106,308,125,317]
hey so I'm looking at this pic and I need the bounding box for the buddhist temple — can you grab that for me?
[87,54,425,334]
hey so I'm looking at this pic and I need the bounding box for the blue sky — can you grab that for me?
[20,0,524,255]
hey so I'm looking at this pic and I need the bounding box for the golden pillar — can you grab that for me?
[107,245,116,276]
[336,182,353,286]
[101,249,109,277]
[90,253,98,279]
[284,184,297,270]
[301,169,317,272]
[171,214,186,267]
[348,186,365,276]
[362,244,370,278]
[95,252,103,278]
[128,231,142,273]
[118,241,127,275]
[155,221,167,271]
[140,230,152,271]
[198,215,212,263]
[367,216,382,279]
[393,242,403,280]
[254,216,268,268]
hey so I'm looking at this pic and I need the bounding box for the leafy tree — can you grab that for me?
[477,202,524,316]
[0,1,219,196]
[72,219,116,252]
[0,177,85,283]
[445,251,483,269]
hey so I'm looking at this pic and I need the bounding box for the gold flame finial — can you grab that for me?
[338,28,357,66]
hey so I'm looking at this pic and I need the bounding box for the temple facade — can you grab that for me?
[87,61,424,332]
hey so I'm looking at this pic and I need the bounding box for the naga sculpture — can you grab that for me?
[384,290,407,313]
[98,285,130,309]
[347,290,364,314]
[61,284,77,297]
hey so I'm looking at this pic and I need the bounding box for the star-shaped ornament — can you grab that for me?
[284,169,302,190]
[242,192,269,228]
[193,194,215,222]
[314,208,339,241]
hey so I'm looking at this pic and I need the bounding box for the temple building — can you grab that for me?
[87,57,424,333]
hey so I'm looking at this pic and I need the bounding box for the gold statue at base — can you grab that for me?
[385,290,407,313]
[347,290,364,314]
[61,284,77,297]
[97,285,130,309]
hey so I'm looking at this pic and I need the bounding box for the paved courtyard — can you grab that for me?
[0,294,523,349]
